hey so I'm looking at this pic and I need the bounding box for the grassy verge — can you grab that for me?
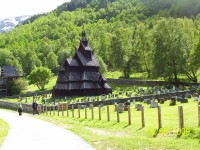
[34,98,200,150]
[0,119,9,146]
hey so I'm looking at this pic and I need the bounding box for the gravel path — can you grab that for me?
[0,110,94,150]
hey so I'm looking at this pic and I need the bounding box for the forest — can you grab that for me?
[0,0,200,85]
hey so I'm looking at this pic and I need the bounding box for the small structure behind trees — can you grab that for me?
[0,66,21,97]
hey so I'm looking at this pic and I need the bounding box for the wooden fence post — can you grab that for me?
[72,105,74,118]
[42,104,44,114]
[178,106,184,129]
[62,105,64,116]
[141,106,145,128]
[158,106,162,129]
[37,105,40,114]
[78,105,80,118]
[45,105,47,115]
[99,105,101,120]
[117,105,120,123]
[198,102,200,127]
[66,104,69,117]
[57,104,60,116]
[128,105,131,125]
[107,105,110,121]
[91,107,94,120]
[53,105,55,116]
[50,106,51,116]
[85,105,87,119]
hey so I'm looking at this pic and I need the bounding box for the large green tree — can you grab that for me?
[152,18,194,84]
[27,67,53,90]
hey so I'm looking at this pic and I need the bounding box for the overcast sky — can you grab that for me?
[0,0,70,19]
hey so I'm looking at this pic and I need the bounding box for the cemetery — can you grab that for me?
[1,31,200,150]
[1,0,200,149]
[1,82,200,129]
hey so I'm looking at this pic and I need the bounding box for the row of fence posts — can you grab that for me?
[40,102,200,129]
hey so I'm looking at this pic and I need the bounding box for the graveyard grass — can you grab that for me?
[34,98,200,150]
[22,72,163,93]
[0,119,9,146]
[3,72,200,149]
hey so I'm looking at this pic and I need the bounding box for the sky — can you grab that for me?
[0,0,70,19]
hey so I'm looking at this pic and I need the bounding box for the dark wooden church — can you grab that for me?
[52,30,112,98]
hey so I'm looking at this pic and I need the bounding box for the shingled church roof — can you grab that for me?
[1,66,19,78]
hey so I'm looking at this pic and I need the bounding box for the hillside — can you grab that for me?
[0,16,30,33]
[0,0,200,83]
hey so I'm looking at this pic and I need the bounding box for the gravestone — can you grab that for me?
[135,104,142,111]
[180,98,188,103]
[117,103,124,113]
[144,99,151,104]
[89,104,94,109]
[158,98,165,104]
[185,93,191,98]
[169,98,176,106]
[124,101,130,111]
[193,93,199,101]
[150,100,158,108]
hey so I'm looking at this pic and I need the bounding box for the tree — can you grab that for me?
[97,56,107,74]
[7,78,28,95]
[45,51,59,74]
[109,28,136,78]
[188,34,200,82]
[22,50,42,75]
[152,18,193,84]
[57,50,71,66]
[0,49,14,66]
[27,67,53,90]
[136,23,153,78]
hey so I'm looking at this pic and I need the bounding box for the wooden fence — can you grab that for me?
[40,102,200,129]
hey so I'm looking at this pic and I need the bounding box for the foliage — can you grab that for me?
[0,0,200,83]
[97,56,107,74]
[27,67,53,90]
[152,18,194,84]
[7,78,28,95]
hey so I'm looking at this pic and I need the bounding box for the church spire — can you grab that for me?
[81,29,88,45]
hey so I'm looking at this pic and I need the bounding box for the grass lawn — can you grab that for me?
[33,98,200,150]
[2,72,200,149]
[0,119,9,146]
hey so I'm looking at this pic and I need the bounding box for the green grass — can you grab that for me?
[33,98,200,150]
[22,76,57,93]
[3,73,200,149]
[20,71,200,94]
[0,119,9,146]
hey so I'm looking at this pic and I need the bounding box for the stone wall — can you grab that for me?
[5,90,51,99]
[67,90,195,109]
[0,89,195,111]
[0,100,33,113]
[107,78,199,86]
[107,78,167,86]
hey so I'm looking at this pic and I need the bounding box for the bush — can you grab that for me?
[7,78,28,95]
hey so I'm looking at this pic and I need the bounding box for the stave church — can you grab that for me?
[52,30,112,98]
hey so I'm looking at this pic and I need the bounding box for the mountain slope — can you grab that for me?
[0,16,30,33]
[0,0,199,77]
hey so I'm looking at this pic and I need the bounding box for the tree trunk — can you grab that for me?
[185,70,197,83]
[147,69,151,79]
[124,70,130,79]
[172,60,179,86]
